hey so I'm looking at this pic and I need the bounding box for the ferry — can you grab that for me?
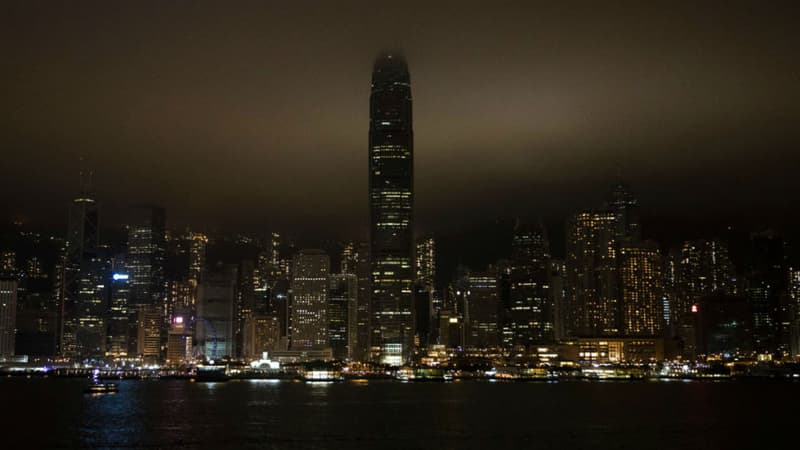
[193,365,230,382]
[301,369,342,382]
[397,367,453,382]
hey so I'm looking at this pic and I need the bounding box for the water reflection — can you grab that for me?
[4,378,799,449]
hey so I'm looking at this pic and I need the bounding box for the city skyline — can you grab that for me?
[2,4,800,449]
[2,2,799,239]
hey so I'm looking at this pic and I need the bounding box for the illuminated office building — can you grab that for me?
[369,52,414,364]
[106,257,131,357]
[672,239,737,326]
[416,237,435,286]
[290,250,329,350]
[136,304,162,360]
[565,211,620,337]
[619,242,664,336]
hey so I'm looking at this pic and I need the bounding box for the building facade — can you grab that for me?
[290,250,329,350]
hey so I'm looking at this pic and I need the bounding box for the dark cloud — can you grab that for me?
[2,1,798,238]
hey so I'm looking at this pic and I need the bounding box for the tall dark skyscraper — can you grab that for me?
[127,206,166,307]
[505,221,553,349]
[61,172,100,358]
[368,52,414,364]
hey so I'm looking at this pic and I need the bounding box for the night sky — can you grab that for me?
[3,2,799,242]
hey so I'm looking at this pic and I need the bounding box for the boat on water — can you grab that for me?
[301,369,342,382]
[397,367,453,382]
[193,365,230,382]
[85,382,119,394]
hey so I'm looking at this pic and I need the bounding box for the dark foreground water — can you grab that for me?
[1,378,797,449]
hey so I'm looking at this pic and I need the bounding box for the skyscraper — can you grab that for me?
[672,239,737,328]
[0,279,17,358]
[507,221,553,348]
[61,173,100,358]
[415,237,435,286]
[106,256,131,357]
[329,273,357,360]
[127,206,166,307]
[464,268,500,350]
[414,237,436,349]
[290,250,329,350]
[196,265,238,360]
[619,242,664,336]
[565,211,620,337]
[369,52,414,364]
[747,231,788,355]
[353,242,371,361]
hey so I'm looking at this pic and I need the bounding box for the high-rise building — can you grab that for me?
[61,173,100,358]
[196,265,238,360]
[290,250,329,350]
[416,237,435,286]
[369,52,414,364]
[242,314,282,359]
[746,231,788,355]
[236,260,257,357]
[414,237,436,349]
[465,268,500,350]
[549,259,567,341]
[188,232,208,282]
[14,244,58,357]
[74,249,110,358]
[353,242,371,361]
[672,239,738,327]
[0,279,17,358]
[106,257,131,357]
[127,206,166,307]
[506,221,552,348]
[165,316,191,366]
[136,304,162,360]
[619,242,664,336]
[329,273,357,360]
[565,211,620,337]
